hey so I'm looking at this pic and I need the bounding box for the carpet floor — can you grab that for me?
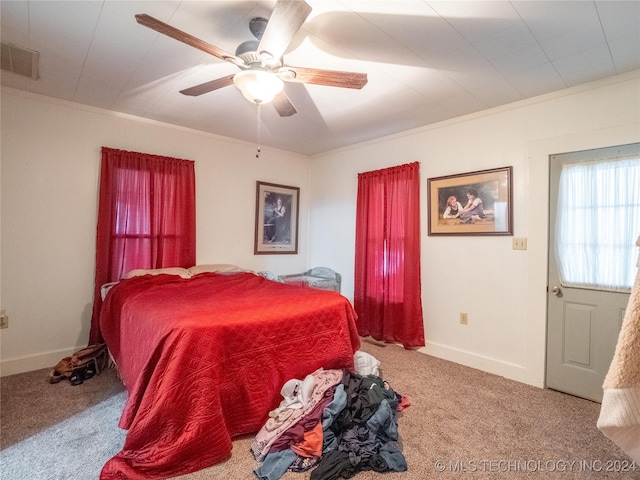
[1,340,637,479]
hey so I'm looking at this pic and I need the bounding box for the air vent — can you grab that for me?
[1,42,39,79]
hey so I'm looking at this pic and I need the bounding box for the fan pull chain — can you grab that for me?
[256,101,262,158]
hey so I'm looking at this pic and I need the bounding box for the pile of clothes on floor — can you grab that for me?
[251,351,409,480]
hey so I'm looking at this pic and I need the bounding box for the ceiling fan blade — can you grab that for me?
[179,74,236,96]
[271,91,297,117]
[279,66,368,89]
[258,0,312,65]
[135,14,241,65]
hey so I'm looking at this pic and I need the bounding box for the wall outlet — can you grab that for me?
[0,310,8,329]
[512,237,528,250]
[460,312,468,325]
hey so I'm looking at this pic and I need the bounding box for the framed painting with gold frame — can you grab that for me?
[427,166,513,236]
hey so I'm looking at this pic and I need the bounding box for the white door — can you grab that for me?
[546,143,640,402]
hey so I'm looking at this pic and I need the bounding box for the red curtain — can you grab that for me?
[354,162,425,348]
[89,147,196,343]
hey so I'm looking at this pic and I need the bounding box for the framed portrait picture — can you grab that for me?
[254,181,300,254]
[427,166,513,236]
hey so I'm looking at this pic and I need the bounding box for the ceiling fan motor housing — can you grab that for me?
[235,40,261,64]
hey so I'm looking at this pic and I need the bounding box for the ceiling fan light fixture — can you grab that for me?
[233,69,284,104]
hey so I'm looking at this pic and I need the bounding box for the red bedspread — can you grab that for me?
[99,272,360,479]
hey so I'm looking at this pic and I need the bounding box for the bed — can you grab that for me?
[98,267,360,480]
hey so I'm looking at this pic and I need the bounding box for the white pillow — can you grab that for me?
[123,267,191,279]
[100,281,119,300]
[187,264,246,276]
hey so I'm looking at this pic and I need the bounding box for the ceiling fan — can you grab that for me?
[135,0,368,117]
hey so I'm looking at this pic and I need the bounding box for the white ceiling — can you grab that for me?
[2,1,639,155]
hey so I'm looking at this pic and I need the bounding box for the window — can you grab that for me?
[556,144,640,292]
[111,164,193,277]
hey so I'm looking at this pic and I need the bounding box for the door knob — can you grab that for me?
[552,286,562,296]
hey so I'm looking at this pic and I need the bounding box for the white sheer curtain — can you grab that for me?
[556,156,640,293]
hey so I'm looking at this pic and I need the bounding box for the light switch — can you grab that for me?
[513,237,527,250]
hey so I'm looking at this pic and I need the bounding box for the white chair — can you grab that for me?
[303,267,341,292]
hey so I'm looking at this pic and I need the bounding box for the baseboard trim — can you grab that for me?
[419,341,542,388]
[0,346,82,377]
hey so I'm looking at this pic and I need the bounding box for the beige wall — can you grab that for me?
[0,89,310,375]
[2,70,639,386]
[307,70,640,388]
